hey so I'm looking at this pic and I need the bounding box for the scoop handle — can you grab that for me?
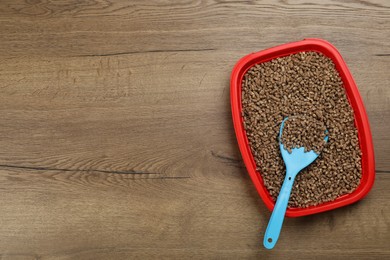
[263,172,296,249]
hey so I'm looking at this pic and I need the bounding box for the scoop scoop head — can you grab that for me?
[279,117,329,175]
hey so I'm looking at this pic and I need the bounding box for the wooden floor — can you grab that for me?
[0,1,389,259]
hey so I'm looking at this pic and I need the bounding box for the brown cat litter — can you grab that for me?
[241,51,362,208]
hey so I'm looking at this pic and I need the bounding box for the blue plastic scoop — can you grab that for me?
[263,117,328,249]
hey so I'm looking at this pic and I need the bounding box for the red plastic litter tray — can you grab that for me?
[230,38,375,217]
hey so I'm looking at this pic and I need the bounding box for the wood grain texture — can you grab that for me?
[0,0,389,259]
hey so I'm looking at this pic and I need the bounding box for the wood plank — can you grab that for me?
[0,167,388,259]
[0,51,388,171]
[0,0,389,57]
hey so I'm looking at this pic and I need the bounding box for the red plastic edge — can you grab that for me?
[230,38,375,217]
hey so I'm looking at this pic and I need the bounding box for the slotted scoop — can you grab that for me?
[263,117,329,249]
